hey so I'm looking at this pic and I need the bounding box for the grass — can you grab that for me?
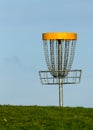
[0,105,93,129]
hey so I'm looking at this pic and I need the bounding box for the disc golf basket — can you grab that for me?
[39,32,82,106]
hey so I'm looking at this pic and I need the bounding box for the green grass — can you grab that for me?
[0,105,93,130]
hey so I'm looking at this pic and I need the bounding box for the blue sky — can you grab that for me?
[0,0,93,107]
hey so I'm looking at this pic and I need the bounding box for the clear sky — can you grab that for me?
[0,0,93,107]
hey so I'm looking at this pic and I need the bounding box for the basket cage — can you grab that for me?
[43,39,76,78]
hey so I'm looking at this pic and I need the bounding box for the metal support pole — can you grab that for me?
[58,40,63,106]
[59,78,63,106]
[58,40,62,77]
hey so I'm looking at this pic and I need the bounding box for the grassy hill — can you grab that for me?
[0,105,93,130]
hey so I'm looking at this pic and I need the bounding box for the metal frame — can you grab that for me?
[39,70,82,85]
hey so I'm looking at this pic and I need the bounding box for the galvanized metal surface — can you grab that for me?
[59,79,63,106]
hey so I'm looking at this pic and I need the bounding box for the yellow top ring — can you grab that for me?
[42,32,77,40]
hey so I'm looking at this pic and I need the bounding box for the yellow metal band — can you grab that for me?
[42,32,77,40]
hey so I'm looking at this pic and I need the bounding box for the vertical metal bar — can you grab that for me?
[58,40,62,77]
[43,40,51,71]
[58,40,63,106]
[67,40,76,70]
[50,40,56,77]
[63,40,69,70]
[50,40,55,70]
[56,40,58,77]
[59,78,63,106]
